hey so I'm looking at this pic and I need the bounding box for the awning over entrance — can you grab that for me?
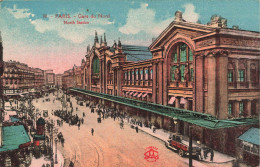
[180,97,187,104]
[168,97,176,105]
[238,128,260,146]
[133,92,138,97]
[142,93,147,98]
[129,92,134,96]
[137,92,143,98]
[0,125,31,152]
[70,88,259,130]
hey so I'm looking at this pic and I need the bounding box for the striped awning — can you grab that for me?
[126,91,129,95]
[133,92,138,97]
[137,92,143,98]
[180,97,187,104]
[142,93,147,98]
[129,92,134,96]
[168,97,176,105]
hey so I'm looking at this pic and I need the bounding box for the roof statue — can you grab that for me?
[174,11,185,22]
[113,40,117,49]
[118,38,122,48]
[208,14,227,28]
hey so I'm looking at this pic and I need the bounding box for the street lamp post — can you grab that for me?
[50,120,54,167]
[189,126,193,167]
[55,138,58,164]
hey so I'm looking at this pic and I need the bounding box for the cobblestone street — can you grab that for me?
[31,92,234,167]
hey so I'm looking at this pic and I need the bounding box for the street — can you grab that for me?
[32,92,232,167]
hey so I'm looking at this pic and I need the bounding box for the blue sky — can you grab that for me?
[0,0,259,73]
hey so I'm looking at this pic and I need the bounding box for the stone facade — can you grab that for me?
[1,60,45,95]
[78,12,260,120]
[64,12,260,162]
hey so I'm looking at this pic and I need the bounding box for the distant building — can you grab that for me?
[62,69,73,89]
[44,69,55,88]
[1,60,45,98]
[55,74,63,88]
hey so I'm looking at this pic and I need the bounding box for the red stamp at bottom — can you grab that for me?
[144,146,159,162]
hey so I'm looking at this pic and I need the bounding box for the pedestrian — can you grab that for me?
[78,122,80,130]
[203,147,209,159]
[91,128,94,136]
[210,149,214,162]
[198,150,203,160]
[61,137,64,147]
[135,126,139,133]
[81,118,84,124]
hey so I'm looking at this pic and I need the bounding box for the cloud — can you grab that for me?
[6,6,114,44]
[182,3,199,23]
[7,5,32,19]
[119,3,174,36]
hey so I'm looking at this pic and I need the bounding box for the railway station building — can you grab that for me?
[66,11,259,165]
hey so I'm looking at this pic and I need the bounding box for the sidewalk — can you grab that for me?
[30,146,64,167]
[127,121,235,164]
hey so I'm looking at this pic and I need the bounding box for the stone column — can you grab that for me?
[184,98,189,110]
[247,60,251,88]
[152,63,157,103]
[175,97,180,108]
[103,58,106,93]
[195,55,204,112]
[234,101,240,118]
[207,54,216,116]
[112,69,115,96]
[235,59,239,88]
[216,54,228,119]
[117,68,122,96]
[246,100,251,117]
[158,61,163,104]
[163,58,168,105]
[99,59,102,93]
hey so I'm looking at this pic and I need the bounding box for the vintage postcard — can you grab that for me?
[0,0,259,167]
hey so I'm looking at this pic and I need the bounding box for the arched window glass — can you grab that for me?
[180,43,187,62]
[171,50,177,63]
[190,68,194,81]
[171,66,176,81]
[180,65,185,82]
[189,48,193,61]
[92,56,99,74]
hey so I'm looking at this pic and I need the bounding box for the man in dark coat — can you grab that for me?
[91,128,94,136]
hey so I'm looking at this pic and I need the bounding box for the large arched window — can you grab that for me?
[170,42,193,83]
[92,56,99,74]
